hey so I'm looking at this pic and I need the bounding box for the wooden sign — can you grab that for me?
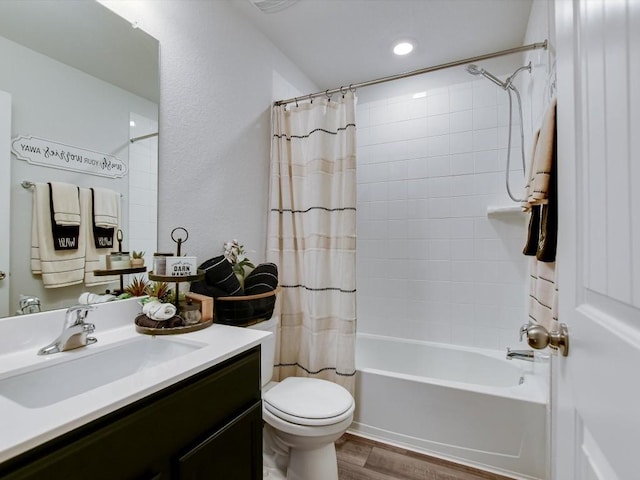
[11,135,127,178]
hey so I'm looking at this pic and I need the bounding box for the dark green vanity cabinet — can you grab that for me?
[0,346,262,480]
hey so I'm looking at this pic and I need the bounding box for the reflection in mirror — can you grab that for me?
[0,1,159,318]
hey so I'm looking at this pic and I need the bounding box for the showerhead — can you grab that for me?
[465,64,482,75]
[465,62,532,90]
[464,63,507,88]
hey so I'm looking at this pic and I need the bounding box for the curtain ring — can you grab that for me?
[309,93,313,104]
[295,97,299,108]
[349,84,356,93]
[340,86,347,98]
[325,89,331,102]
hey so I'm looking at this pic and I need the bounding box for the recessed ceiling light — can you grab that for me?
[130,120,136,127]
[393,42,414,56]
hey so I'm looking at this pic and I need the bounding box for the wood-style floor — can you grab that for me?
[336,434,516,480]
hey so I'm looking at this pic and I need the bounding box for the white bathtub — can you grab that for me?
[350,334,548,480]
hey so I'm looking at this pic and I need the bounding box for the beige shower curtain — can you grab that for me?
[267,92,357,394]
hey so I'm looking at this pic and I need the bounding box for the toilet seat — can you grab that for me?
[263,377,354,427]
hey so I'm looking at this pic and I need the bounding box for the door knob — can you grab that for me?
[525,323,569,357]
[0,271,5,281]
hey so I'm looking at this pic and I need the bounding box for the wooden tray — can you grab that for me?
[94,266,147,276]
[134,314,213,335]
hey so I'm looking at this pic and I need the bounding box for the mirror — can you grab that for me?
[0,1,159,317]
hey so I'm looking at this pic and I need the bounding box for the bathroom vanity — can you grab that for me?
[0,298,269,479]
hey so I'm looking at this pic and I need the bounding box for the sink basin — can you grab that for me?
[0,337,204,408]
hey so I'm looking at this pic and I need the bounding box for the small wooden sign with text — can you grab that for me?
[11,135,127,178]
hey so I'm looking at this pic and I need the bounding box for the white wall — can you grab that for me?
[356,80,529,351]
[101,1,317,266]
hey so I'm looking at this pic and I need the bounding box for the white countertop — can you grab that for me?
[0,298,270,464]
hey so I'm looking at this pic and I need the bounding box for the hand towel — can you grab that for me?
[30,182,85,288]
[81,188,119,286]
[48,183,80,250]
[522,99,557,262]
[90,188,115,249]
[523,97,557,209]
[143,300,177,320]
[49,181,81,226]
[92,187,120,228]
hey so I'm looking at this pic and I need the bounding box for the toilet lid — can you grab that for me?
[264,377,354,424]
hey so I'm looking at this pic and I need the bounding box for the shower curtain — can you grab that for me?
[267,92,357,394]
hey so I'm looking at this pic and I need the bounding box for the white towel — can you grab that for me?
[92,187,120,228]
[81,188,119,286]
[50,181,81,226]
[30,182,85,288]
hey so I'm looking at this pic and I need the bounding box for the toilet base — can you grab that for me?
[287,442,338,480]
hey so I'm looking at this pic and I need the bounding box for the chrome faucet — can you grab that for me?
[506,348,535,362]
[37,305,97,355]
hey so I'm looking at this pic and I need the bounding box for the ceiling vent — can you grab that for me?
[249,0,299,14]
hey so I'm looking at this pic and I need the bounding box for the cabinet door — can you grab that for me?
[177,401,262,480]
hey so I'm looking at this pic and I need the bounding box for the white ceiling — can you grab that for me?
[231,0,535,102]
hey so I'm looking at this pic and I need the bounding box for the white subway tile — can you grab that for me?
[449,218,475,239]
[427,155,451,177]
[449,174,475,197]
[406,137,429,159]
[426,93,450,116]
[407,178,428,199]
[474,149,501,173]
[388,200,408,220]
[473,128,498,151]
[449,87,473,112]
[429,240,451,260]
[407,157,428,179]
[428,135,450,157]
[407,199,429,218]
[450,153,475,175]
[450,131,473,154]
[428,218,450,239]
[473,106,498,130]
[427,114,450,137]
[450,110,473,133]
[428,197,451,218]
[389,160,408,181]
[426,176,451,198]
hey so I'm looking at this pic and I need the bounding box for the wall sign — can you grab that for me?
[11,135,128,178]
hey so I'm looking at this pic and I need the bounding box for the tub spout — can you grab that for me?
[506,348,534,362]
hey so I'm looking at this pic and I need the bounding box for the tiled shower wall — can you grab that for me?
[355,79,530,351]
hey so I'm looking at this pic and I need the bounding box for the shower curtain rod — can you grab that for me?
[273,40,547,107]
[130,132,158,143]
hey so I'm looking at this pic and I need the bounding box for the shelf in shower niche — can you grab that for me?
[486,205,525,217]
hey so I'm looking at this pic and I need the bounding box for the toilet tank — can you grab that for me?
[247,315,278,387]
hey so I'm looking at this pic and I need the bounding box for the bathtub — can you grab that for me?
[350,334,548,480]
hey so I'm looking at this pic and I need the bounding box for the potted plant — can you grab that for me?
[120,276,150,299]
[223,240,255,287]
[131,251,145,267]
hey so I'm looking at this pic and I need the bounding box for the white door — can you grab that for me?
[0,91,10,317]
[554,1,640,479]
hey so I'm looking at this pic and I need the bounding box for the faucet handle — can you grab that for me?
[519,323,530,341]
[64,304,95,327]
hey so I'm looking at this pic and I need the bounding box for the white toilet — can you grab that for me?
[249,316,355,480]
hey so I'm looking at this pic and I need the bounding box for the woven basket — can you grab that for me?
[214,287,279,327]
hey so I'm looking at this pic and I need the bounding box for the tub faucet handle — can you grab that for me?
[519,323,530,341]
